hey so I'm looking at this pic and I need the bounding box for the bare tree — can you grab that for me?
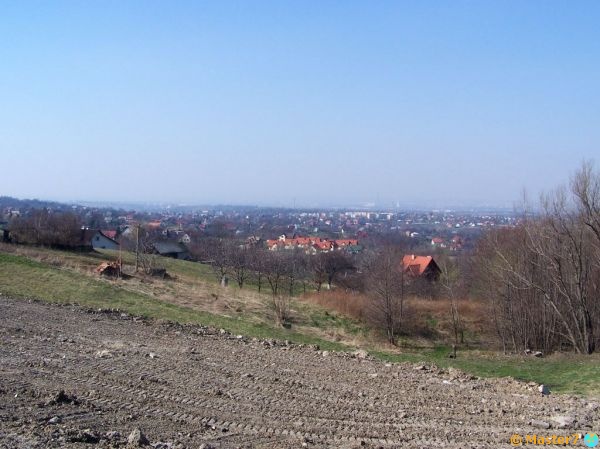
[136,228,164,275]
[189,238,230,285]
[310,253,328,292]
[10,210,82,249]
[364,247,405,345]
[438,257,464,346]
[473,162,600,354]
[248,246,267,293]
[263,251,292,325]
[228,242,250,289]
[322,251,355,289]
[526,189,598,354]
[572,161,600,265]
[285,249,308,296]
[263,251,287,298]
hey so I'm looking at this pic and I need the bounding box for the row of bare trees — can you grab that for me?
[189,239,356,292]
[9,210,82,248]
[474,162,600,354]
[186,236,466,342]
[188,238,357,324]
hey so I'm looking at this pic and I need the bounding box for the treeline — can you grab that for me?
[0,196,66,211]
[186,239,358,324]
[8,210,84,249]
[186,237,454,343]
[473,163,600,354]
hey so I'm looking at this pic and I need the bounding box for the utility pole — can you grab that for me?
[118,235,122,278]
[135,224,140,273]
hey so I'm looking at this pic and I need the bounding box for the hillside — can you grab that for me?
[1,297,599,448]
[1,244,599,396]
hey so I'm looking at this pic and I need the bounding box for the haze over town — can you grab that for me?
[2,2,599,208]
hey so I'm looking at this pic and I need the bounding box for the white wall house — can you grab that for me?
[91,231,120,250]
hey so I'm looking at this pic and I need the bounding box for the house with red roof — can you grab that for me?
[101,229,118,240]
[313,240,334,251]
[265,235,360,253]
[401,254,440,281]
[146,220,162,230]
[334,239,358,248]
[431,237,445,247]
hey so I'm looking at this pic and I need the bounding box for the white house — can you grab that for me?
[91,231,120,250]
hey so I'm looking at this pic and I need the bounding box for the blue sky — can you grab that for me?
[1,1,599,208]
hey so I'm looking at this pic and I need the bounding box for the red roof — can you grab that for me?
[402,255,435,276]
[334,239,358,247]
[294,237,312,245]
[314,241,333,250]
[266,235,357,251]
[101,230,117,239]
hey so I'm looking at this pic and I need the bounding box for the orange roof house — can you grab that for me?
[334,239,358,247]
[265,236,360,253]
[146,221,162,230]
[101,230,118,239]
[313,240,334,251]
[266,239,282,250]
[401,254,441,280]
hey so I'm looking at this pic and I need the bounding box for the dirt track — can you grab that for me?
[1,297,598,448]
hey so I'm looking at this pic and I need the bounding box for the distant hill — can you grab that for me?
[0,196,75,211]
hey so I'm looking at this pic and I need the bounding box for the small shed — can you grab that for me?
[153,241,189,260]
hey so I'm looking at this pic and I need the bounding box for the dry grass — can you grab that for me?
[0,244,375,347]
[301,290,369,321]
[302,290,492,346]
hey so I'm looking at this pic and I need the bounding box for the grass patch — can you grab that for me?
[0,252,344,351]
[371,345,600,396]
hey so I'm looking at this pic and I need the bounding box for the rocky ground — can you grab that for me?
[0,297,598,448]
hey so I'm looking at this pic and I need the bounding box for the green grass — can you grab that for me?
[304,308,365,336]
[371,345,600,396]
[1,249,599,397]
[97,249,313,295]
[97,249,217,282]
[0,252,345,351]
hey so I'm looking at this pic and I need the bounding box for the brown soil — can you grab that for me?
[1,297,598,448]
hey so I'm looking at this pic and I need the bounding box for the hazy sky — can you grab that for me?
[1,1,599,208]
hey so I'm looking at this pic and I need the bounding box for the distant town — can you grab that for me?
[0,196,520,256]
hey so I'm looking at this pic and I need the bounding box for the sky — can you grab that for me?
[1,1,599,209]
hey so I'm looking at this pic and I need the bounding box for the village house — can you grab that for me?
[431,237,445,247]
[153,241,189,260]
[450,235,463,250]
[63,229,120,251]
[401,254,441,281]
[90,230,120,250]
[146,220,162,230]
[265,235,360,254]
[101,229,118,240]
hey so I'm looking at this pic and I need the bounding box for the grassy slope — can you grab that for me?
[1,249,599,396]
[0,252,345,350]
[373,347,600,396]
